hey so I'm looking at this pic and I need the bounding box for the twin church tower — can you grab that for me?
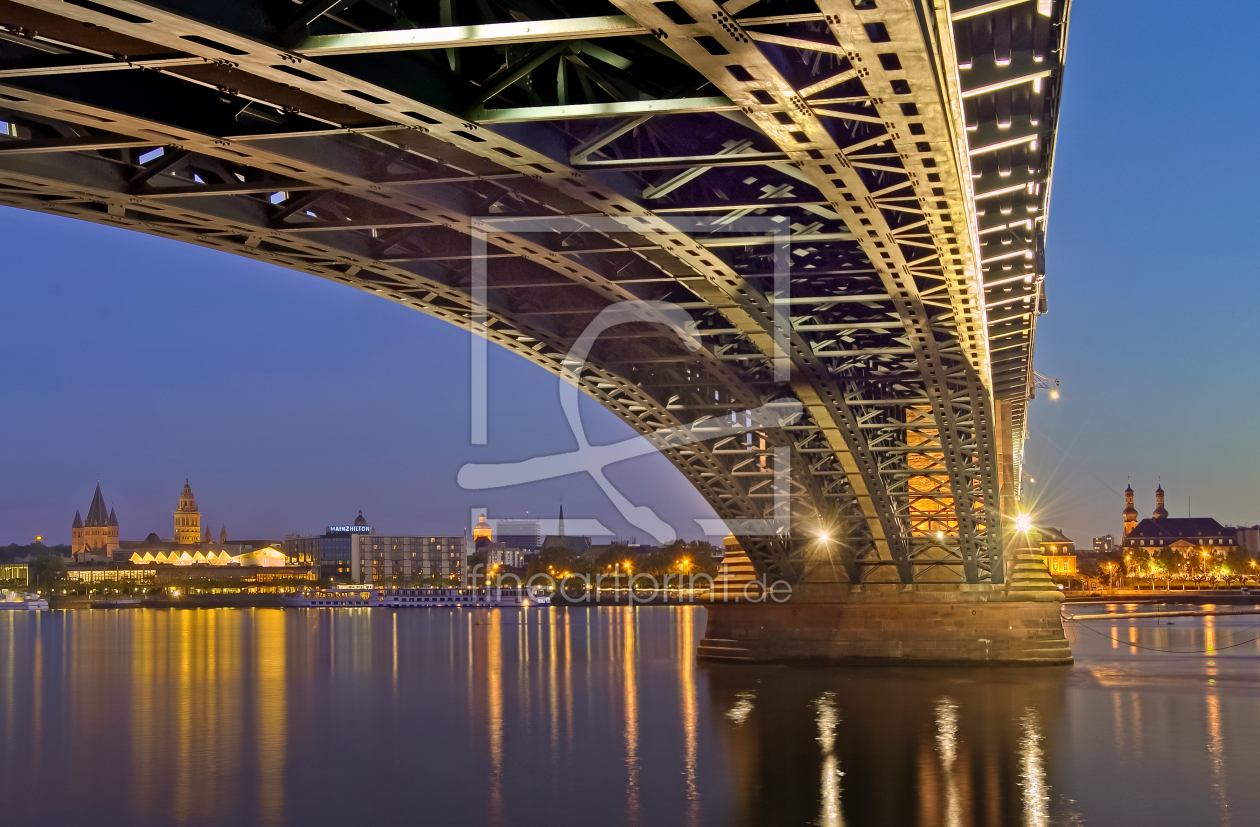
[1121,482,1169,538]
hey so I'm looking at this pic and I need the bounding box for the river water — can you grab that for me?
[2,605,1259,826]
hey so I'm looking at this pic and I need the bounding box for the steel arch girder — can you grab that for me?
[0,0,1021,584]
[0,89,857,571]
[601,0,1000,582]
[0,0,892,579]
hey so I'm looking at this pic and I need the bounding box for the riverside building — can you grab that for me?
[284,511,465,584]
[283,510,373,579]
[1122,485,1238,562]
[351,535,465,585]
[495,519,542,554]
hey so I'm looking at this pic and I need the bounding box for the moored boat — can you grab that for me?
[0,590,49,611]
[281,585,551,609]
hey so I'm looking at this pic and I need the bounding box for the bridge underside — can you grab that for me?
[0,0,1069,587]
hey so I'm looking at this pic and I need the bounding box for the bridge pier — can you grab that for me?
[699,555,1072,666]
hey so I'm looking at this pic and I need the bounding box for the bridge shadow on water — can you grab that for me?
[704,661,1070,827]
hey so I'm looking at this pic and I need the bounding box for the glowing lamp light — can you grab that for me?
[818,531,831,543]
[1014,514,1032,532]
[1050,389,1059,400]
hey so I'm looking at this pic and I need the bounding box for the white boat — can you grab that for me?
[281,585,551,609]
[0,590,49,611]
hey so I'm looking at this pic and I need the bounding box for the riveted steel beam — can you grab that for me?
[0,0,1070,584]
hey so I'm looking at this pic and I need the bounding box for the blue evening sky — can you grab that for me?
[1,0,1256,546]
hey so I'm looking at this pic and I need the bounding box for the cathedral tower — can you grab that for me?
[174,480,202,545]
[72,483,119,560]
[1153,483,1169,520]
[1122,483,1138,537]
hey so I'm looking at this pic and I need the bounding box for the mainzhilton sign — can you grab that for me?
[328,525,372,533]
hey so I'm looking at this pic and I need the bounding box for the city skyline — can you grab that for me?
[36,471,638,547]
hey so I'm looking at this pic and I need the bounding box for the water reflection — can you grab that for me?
[814,692,843,827]
[5,609,1260,825]
[678,607,701,827]
[706,662,1069,826]
[622,607,640,825]
[725,690,755,725]
[257,610,286,826]
[1206,693,1230,827]
[1018,708,1049,827]
[931,698,964,827]
[487,609,504,826]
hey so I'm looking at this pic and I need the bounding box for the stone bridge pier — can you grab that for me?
[700,548,1071,665]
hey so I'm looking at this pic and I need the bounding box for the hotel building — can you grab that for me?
[284,511,465,584]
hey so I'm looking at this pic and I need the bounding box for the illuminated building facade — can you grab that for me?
[1124,517,1237,557]
[127,545,287,567]
[1122,486,1238,565]
[1035,526,1077,576]
[65,562,315,586]
[480,542,525,570]
[351,535,465,585]
[0,564,28,588]
[283,511,373,579]
[71,483,119,562]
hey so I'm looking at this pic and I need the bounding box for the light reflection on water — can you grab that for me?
[1018,708,1049,827]
[814,692,843,827]
[2,607,1260,825]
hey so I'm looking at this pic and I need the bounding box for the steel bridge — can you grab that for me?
[0,0,1070,587]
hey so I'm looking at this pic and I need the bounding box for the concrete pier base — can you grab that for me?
[699,557,1073,665]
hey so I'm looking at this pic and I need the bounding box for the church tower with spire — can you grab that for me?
[1122,483,1138,538]
[174,480,202,545]
[1153,483,1169,520]
[72,483,119,560]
